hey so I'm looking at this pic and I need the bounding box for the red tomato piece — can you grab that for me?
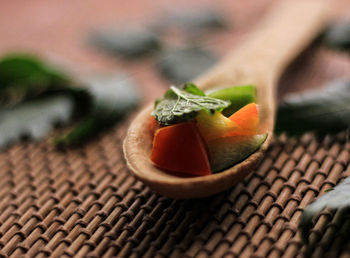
[150,122,211,176]
[148,116,160,136]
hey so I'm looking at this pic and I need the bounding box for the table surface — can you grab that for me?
[1,0,350,257]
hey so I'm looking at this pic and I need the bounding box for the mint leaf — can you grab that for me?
[0,54,71,106]
[153,85,230,125]
[0,94,75,148]
[0,53,141,149]
[55,74,140,147]
[183,83,206,96]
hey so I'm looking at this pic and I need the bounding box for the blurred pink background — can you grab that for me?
[1,0,350,102]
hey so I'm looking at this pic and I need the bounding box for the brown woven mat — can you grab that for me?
[1,1,350,258]
[1,106,350,258]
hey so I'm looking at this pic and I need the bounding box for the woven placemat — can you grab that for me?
[0,108,349,258]
[1,1,350,258]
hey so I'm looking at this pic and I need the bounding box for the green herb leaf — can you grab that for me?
[276,80,350,135]
[207,85,256,116]
[0,53,141,149]
[0,54,71,106]
[153,84,230,125]
[299,176,350,244]
[0,54,91,149]
[55,75,140,147]
[183,83,206,96]
[0,94,74,148]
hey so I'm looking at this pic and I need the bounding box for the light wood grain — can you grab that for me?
[124,0,331,199]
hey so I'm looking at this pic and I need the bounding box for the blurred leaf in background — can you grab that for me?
[151,9,227,34]
[0,53,72,106]
[157,46,218,84]
[322,20,350,52]
[276,80,350,136]
[88,8,227,86]
[0,95,74,148]
[89,27,161,58]
[55,74,140,148]
[0,54,140,150]
[299,177,350,244]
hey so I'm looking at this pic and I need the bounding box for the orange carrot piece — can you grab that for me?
[228,103,259,135]
[151,122,211,176]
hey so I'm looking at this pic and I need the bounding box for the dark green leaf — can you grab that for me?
[0,54,71,106]
[0,94,74,148]
[0,54,141,149]
[152,85,230,125]
[55,75,140,147]
[299,176,350,244]
[276,80,350,135]
[0,54,90,149]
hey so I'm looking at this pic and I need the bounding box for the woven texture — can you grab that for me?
[1,1,350,258]
[1,108,350,258]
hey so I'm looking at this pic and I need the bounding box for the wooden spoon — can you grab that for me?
[123,0,331,199]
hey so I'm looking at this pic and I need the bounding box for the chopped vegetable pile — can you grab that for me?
[150,83,267,176]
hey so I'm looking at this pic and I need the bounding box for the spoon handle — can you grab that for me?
[196,0,331,88]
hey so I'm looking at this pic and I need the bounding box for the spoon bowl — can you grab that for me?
[124,0,331,199]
